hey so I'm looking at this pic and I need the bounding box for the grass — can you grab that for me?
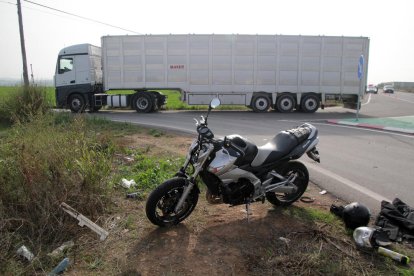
[0,86,55,106]
[107,89,249,110]
[0,86,247,111]
[282,205,342,226]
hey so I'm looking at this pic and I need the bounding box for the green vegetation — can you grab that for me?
[162,90,249,110]
[1,86,249,111]
[0,111,181,274]
[105,89,249,110]
[0,86,178,274]
[282,205,341,226]
[0,86,54,124]
[0,114,114,273]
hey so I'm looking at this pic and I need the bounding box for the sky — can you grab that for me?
[0,0,413,84]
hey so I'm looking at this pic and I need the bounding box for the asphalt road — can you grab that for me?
[96,91,414,213]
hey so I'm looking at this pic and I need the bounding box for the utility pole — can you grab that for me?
[17,0,29,87]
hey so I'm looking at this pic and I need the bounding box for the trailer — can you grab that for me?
[54,34,369,113]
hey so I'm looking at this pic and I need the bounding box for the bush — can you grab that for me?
[0,85,50,124]
[0,114,115,273]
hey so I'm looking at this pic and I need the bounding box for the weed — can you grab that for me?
[0,85,51,124]
[148,128,164,137]
[123,215,135,230]
[88,257,104,270]
[0,113,115,274]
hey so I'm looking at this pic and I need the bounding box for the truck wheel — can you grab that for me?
[301,94,320,113]
[276,94,295,113]
[134,93,153,113]
[68,94,85,113]
[252,95,270,113]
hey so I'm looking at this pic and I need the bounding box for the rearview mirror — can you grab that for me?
[210,98,221,109]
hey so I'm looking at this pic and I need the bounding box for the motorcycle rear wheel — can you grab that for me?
[145,177,199,227]
[266,161,309,207]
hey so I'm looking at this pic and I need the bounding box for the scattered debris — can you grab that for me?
[48,257,70,275]
[319,190,327,195]
[120,178,137,189]
[114,154,135,164]
[48,241,75,258]
[330,202,370,230]
[353,227,410,264]
[126,192,143,199]
[60,202,109,241]
[378,246,410,265]
[16,245,34,262]
[300,196,315,203]
[279,237,291,247]
[375,198,414,242]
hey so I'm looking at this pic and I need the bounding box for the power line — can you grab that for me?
[23,0,141,34]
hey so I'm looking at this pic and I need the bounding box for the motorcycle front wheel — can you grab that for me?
[266,161,309,207]
[145,177,199,227]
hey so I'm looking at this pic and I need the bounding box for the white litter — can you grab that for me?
[120,178,136,189]
[16,245,34,262]
[319,190,327,195]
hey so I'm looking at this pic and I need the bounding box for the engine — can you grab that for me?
[221,178,254,205]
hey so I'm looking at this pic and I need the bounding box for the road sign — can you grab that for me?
[358,55,364,80]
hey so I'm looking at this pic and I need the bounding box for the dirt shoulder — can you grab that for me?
[67,130,413,276]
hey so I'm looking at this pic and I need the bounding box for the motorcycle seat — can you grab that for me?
[251,125,313,167]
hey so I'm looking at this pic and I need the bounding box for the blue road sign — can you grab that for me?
[358,55,364,80]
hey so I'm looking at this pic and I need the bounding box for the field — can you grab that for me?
[0,86,55,107]
[0,86,249,111]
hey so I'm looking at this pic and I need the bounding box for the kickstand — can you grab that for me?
[245,202,251,223]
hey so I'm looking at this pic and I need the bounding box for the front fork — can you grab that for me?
[174,144,214,213]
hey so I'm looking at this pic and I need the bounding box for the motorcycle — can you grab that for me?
[146,98,320,227]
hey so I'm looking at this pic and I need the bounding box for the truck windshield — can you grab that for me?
[58,57,73,74]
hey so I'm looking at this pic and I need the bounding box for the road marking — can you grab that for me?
[280,119,414,138]
[361,93,372,106]
[305,162,392,203]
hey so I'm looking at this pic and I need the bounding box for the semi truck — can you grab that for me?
[54,34,369,113]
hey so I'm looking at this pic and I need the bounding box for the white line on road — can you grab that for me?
[281,119,414,139]
[305,162,392,203]
[361,93,372,106]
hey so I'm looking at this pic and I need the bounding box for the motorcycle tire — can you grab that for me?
[266,161,309,207]
[145,177,199,227]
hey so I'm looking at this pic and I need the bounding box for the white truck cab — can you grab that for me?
[54,44,103,112]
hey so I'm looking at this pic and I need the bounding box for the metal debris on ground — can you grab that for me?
[60,202,109,241]
[300,196,315,203]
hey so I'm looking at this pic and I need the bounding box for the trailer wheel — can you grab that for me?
[68,94,85,113]
[301,94,320,113]
[252,95,270,113]
[134,93,153,113]
[276,94,295,113]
